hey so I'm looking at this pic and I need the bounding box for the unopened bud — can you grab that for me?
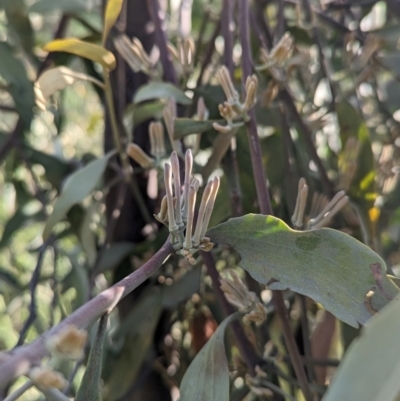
[46,324,87,360]
[127,143,155,168]
[243,75,258,111]
[149,121,166,158]
[216,66,239,105]
[29,367,67,390]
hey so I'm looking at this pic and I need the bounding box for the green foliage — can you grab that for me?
[323,296,400,401]
[43,151,115,240]
[208,214,399,327]
[133,82,192,105]
[180,313,239,401]
[76,314,109,401]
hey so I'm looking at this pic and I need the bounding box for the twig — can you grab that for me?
[0,240,173,388]
[196,19,221,87]
[238,1,313,400]
[3,380,33,401]
[14,238,53,347]
[146,0,178,84]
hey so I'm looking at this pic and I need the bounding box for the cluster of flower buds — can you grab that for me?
[114,35,159,78]
[168,37,195,75]
[258,32,294,71]
[126,121,168,168]
[220,270,267,326]
[291,178,349,230]
[213,66,258,134]
[154,149,220,264]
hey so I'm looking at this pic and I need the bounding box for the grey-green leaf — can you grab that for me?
[180,313,239,401]
[0,42,35,127]
[75,313,109,401]
[29,0,89,14]
[322,296,400,401]
[174,118,222,138]
[133,82,192,105]
[208,214,399,328]
[43,151,115,240]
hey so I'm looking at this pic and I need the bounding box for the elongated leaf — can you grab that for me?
[35,66,103,110]
[208,214,399,327]
[0,42,35,127]
[102,0,124,45]
[134,82,192,105]
[43,152,115,240]
[180,313,239,401]
[29,0,88,14]
[323,296,400,401]
[76,313,109,401]
[103,288,163,399]
[0,207,45,249]
[123,100,165,134]
[174,118,222,138]
[95,242,134,273]
[44,39,116,71]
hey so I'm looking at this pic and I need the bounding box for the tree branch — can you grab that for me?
[0,240,173,389]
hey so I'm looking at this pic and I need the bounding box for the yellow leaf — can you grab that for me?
[43,38,116,70]
[102,0,124,46]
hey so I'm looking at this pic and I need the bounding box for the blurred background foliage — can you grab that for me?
[1,0,400,400]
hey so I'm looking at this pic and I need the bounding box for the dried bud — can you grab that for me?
[149,121,166,158]
[220,270,258,311]
[243,75,258,111]
[178,37,195,73]
[269,32,294,66]
[196,97,209,121]
[243,303,267,326]
[163,99,178,152]
[127,143,155,168]
[308,191,348,229]
[291,178,308,229]
[29,366,67,390]
[114,35,153,74]
[216,66,240,105]
[46,325,87,360]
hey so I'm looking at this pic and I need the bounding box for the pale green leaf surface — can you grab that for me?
[95,242,134,273]
[174,118,222,138]
[0,42,35,127]
[208,214,399,327]
[133,82,192,105]
[29,0,88,14]
[43,152,115,240]
[76,313,109,401]
[323,296,400,401]
[180,313,239,401]
[102,0,124,45]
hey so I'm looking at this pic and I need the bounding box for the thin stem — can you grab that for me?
[15,238,53,347]
[0,240,173,388]
[146,0,178,84]
[4,380,33,401]
[238,1,313,399]
[103,72,153,225]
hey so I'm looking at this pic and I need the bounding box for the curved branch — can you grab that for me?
[0,240,173,389]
